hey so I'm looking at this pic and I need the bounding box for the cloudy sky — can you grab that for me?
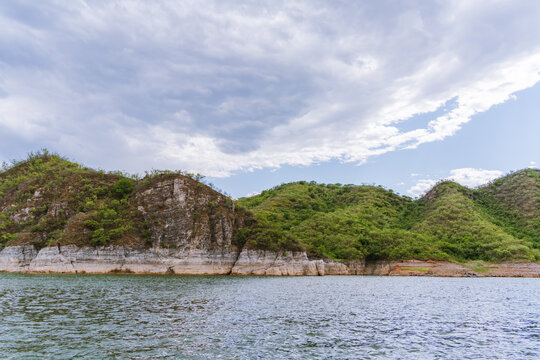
[1,1,539,198]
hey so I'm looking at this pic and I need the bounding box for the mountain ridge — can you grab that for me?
[1,151,538,267]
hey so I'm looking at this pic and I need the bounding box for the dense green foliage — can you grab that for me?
[0,150,147,249]
[475,169,540,248]
[112,178,135,199]
[412,181,537,262]
[238,170,540,263]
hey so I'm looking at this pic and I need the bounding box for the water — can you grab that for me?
[0,274,538,359]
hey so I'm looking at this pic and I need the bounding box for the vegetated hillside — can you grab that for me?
[0,151,144,249]
[1,151,538,264]
[236,182,445,261]
[0,151,247,252]
[238,170,540,263]
[475,169,540,245]
[412,180,535,261]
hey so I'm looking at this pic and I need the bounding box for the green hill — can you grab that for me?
[238,170,540,263]
[1,151,539,264]
[412,180,535,261]
[474,169,540,247]
[0,150,241,251]
[0,151,148,249]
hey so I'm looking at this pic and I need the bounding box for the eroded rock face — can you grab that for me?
[229,250,365,276]
[231,250,320,276]
[24,245,238,274]
[133,178,237,252]
[364,260,477,277]
[0,174,247,275]
[0,245,348,275]
[0,245,37,271]
[1,245,540,276]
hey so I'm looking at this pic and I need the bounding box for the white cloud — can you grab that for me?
[408,167,503,197]
[529,161,537,168]
[407,179,437,198]
[448,168,503,188]
[1,2,540,176]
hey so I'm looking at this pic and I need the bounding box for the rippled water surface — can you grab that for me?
[0,274,538,359]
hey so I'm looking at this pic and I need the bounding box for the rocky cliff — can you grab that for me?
[2,244,539,276]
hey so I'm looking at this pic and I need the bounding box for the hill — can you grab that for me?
[475,169,540,247]
[1,151,538,265]
[0,150,247,253]
[238,170,540,263]
[412,180,535,261]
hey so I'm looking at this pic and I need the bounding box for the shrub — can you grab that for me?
[91,228,109,246]
[83,219,101,230]
[108,225,132,239]
[112,178,135,199]
[0,233,18,247]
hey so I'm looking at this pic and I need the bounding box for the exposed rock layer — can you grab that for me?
[1,245,539,277]
[133,177,240,251]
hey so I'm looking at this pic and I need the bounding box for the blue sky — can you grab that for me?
[0,1,539,198]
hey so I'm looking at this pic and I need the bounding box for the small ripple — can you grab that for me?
[0,274,538,359]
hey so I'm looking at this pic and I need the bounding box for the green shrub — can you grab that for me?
[97,208,117,220]
[112,178,134,199]
[83,219,101,230]
[91,228,109,246]
[108,225,132,239]
[0,233,18,247]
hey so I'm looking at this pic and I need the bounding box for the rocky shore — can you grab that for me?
[1,245,539,277]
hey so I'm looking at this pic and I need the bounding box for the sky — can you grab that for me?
[0,1,539,198]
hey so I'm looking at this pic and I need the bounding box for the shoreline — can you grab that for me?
[1,245,539,277]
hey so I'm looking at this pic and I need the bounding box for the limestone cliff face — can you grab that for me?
[0,245,351,275]
[15,245,239,275]
[0,245,37,272]
[2,245,539,276]
[230,249,363,276]
[0,173,248,274]
[132,176,239,253]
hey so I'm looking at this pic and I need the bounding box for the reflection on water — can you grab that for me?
[0,274,538,359]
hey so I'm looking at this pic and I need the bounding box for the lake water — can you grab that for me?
[0,274,538,359]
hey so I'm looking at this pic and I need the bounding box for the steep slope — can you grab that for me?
[413,181,534,261]
[238,175,539,263]
[237,182,445,261]
[478,169,539,223]
[0,152,246,256]
[474,169,540,248]
[0,152,143,249]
